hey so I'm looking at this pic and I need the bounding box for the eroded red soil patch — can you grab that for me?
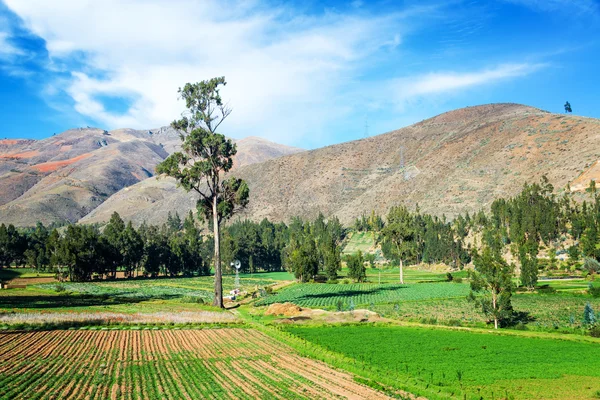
[31,153,92,172]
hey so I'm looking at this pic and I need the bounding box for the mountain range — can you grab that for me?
[1,103,599,227]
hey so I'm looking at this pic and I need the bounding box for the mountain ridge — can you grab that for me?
[81,103,600,227]
[0,126,303,226]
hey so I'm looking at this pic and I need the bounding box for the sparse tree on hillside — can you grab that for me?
[564,101,572,113]
[468,247,515,329]
[156,77,249,308]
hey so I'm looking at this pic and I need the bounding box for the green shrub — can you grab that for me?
[588,283,600,298]
[54,284,66,293]
[589,326,600,338]
[537,285,557,294]
[326,279,339,284]
[453,277,463,284]
[181,295,205,304]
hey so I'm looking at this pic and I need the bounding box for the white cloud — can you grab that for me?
[4,0,408,145]
[391,63,545,106]
[2,1,551,146]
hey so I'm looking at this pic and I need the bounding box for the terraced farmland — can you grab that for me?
[0,328,390,399]
[256,282,470,308]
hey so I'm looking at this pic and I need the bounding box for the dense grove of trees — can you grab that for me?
[0,212,212,282]
[283,214,345,282]
[3,176,600,294]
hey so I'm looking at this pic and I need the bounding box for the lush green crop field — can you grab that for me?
[256,282,470,309]
[0,275,283,318]
[0,328,387,399]
[355,267,468,284]
[373,293,600,331]
[35,275,278,301]
[286,324,600,400]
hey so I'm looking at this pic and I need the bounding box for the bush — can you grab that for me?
[537,285,557,294]
[584,258,600,274]
[54,284,66,293]
[588,283,600,298]
[326,279,338,284]
[453,277,463,284]
[446,272,454,282]
[181,295,205,304]
[342,279,350,284]
[590,326,600,338]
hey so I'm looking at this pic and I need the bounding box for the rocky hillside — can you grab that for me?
[82,103,600,227]
[0,127,303,226]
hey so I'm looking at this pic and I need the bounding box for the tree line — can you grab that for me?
[0,211,212,282]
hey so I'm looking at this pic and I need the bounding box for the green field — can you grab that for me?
[342,231,378,255]
[355,266,469,284]
[0,274,284,318]
[372,293,600,331]
[285,324,600,399]
[256,282,470,309]
[35,275,279,301]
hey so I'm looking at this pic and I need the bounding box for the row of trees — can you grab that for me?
[0,212,212,282]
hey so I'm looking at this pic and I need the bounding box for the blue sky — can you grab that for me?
[0,0,598,149]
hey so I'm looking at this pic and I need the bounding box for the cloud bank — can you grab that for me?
[3,0,546,146]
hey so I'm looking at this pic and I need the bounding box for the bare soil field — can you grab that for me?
[0,328,390,399]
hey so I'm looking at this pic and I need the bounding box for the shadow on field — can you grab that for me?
[0,294,180,309]
[298,285,407,300]
[0,269,20,281]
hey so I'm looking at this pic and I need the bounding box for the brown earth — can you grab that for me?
[83,103,600,227]
[265,302,303,316]
[0,126,303,226]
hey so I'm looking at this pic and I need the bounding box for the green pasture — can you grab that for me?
[255,282,470,309]
[0,274,283,314]
[342,231,378,255]
[373,292,600,332]
[286,324,600,400]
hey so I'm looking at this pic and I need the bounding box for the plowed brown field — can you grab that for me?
[0,328,390,399]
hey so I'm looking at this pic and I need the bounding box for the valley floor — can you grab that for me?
[1,268,600,399]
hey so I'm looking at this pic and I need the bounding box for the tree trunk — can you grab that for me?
[212,197,223,308]
[399,258,404,284]
[492,290,498,329]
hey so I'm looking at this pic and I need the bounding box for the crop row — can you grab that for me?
[0,329,388,399]
[257,282,470,308]
[35,275,279,302]
[286,324,600,400]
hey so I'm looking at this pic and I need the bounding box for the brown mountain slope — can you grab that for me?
[79,136,304,225]
[0,127,303,226]
[80,103,600,227]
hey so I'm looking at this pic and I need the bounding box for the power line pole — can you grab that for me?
[364,116,369,138]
